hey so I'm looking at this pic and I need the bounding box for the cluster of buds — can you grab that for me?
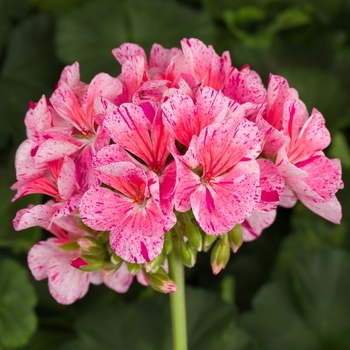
[12,38,342,304]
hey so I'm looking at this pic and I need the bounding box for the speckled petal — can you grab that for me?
[241,210,276,241]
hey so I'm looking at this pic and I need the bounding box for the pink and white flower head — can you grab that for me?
[11,37,343,303]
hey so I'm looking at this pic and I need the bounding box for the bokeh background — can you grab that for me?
[1,0,350,349]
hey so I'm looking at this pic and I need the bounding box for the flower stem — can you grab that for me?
[168,237,188,350]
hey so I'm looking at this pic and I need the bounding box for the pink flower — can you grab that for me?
[79,144,176,263]
[172,117,262,235]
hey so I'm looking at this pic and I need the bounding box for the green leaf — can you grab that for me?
[328,131,350,169]
[0,259,38,348]
[276,67,350,130]
[272,202,348,278]
[270,8,311,32]
[62,287,255,350]
[0,14,62,144]
[16,329,74,350]
[56,0,129,82]
[31,0,84,15]
[241,248,350,350]
[56,0,215,82]
[125,0,215,53]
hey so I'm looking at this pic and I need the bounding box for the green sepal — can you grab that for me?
[202,233,217,252]
[180,241,197,268]
[186,224,202,251]
[144,252,165,273]
[59,241,79,251]
[98,231,110,244]
[111,253,123,265]
[228,224,243,253]
[127,262,141,275]
[210,234,231,275]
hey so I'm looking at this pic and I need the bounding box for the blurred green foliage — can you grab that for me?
[0,0,349,348]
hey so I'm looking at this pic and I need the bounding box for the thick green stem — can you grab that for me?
[168,240,188,350]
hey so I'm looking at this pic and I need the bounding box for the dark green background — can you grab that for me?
[1,0,350,349]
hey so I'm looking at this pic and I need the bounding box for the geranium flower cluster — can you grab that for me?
[12,38,343,304]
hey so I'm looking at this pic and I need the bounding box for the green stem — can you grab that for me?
[168,238,188,350]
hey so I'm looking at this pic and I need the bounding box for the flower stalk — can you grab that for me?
[168,232,188,350]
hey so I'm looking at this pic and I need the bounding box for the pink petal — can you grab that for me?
[161,93,195,147]
[12,176,58,202]
[194,87,241,133]
[103,263,133,293]
[256,159,285,212]
[110,229,164,264]
[58,156,77,200]
[150,43,182,69]
[287,108,331,163]
[79,187,135,231]
[57,62,88,103]
[104,103,153,165]
[14,139,47,182]
[288,156,342,202]
[53,194,82,220]
[256,111,288,158]
[173,158,201,212]
[50,82,89,134]
[279,185,298,208]
[27,240,56,280]
[13,202,59,231]
[112,43,147,65]
[47,251,90,305]
[75,145,100,192]
[34,138,82,163]
[121,55,146,101]
[265,74,291,130]
[149,111,171,171]
[223,65,267,105]
[85,73,123,129]
[191,159,260,235]
[282,98,308,146]
[197,118,261,178]
[24,95,52,139]
[299,195,342,224]
[242,210,276,241]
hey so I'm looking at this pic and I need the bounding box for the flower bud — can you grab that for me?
[77,236,102,254]
[186,224,202,251]
[59,241,79,251]
[146,268,177,293]
[203,233,217,252]
[97,231,110,244]
[71,256,105,272]
[228,224,243,253]
[163,235,173,255]
[144,252,165,273]
[111,253,123,266]
[210,234,231,275]
[127,262,141,275]
[180,241,196,268]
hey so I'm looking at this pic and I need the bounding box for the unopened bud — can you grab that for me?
[59,241,79,251]
[144,252,165,273]
[111,253,123,266]
[210,234,231,275]
[77,236,102,254]
[71,255,105,272]
[163,235,173,255]
[180,241,196,268]
[186,224,202,251]
[127,262,141,275]
[147,268,177,293]
[98,231,110,244]
[228,224,243,253]
[203,233,217,252]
